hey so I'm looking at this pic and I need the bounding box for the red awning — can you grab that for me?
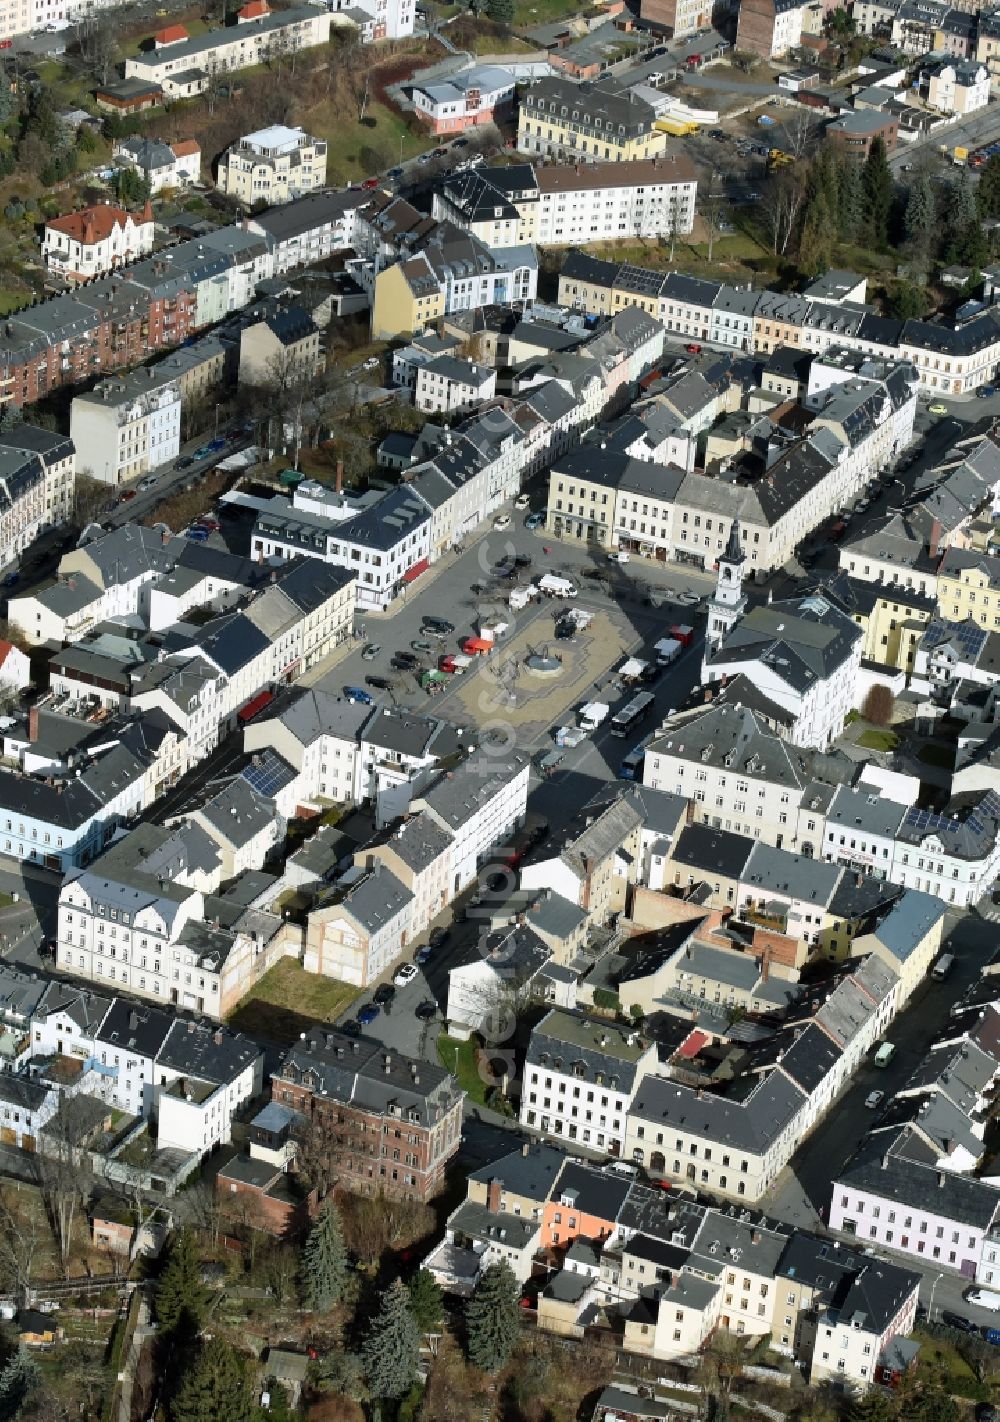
[676,1029,709,1060]
[402,557,429,584]
[238,689,273,724]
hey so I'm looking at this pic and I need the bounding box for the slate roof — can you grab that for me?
[276,1028,460,1123]
[629,1069,806,1154]
[648,703,807,791]
[837,1138,1000,1229]
[469,1141,568,1202]
[527,1009,649,1093]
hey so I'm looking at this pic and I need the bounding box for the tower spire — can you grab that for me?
[703,519,748,669]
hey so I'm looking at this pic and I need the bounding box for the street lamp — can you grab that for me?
[928,1271,944,1322]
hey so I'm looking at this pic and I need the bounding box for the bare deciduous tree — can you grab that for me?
[34,1097,94,1272]
[0,1187,42,1302]
[762,169,807,258]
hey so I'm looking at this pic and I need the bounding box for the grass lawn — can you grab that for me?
[857,728,899,752]
[228,959,360,1044]
[914,1325,991,1401]
[513,0,580,27]
[437,1034,489,1105]
[918,743,956,769]
[304,97,434,186]
[0,892,13,909]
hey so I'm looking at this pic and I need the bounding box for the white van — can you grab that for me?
[965,1288,1000,1311]
[932,953,955,981]
[874,1041,896,1068]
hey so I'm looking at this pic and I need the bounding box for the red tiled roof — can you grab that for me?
[154,24,188,43]
[239,1,269,18]
[171,138,200,157]
[45,203,151,246]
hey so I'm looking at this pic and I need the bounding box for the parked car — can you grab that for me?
[373,983,396,1005]
[393,963,419,987]
[493,513,511,530]
[415,999,437,1019]
[363,356,380,371]
[415,944,434,965]
[387,165,403,178]
[609,550,630,564]
[344,685,374,705]
[362,177,380,190]
[942,1311,978,1332]
[365,674,392,689]
[864,1090,884,1109]
[513,553,532,568]
[361,643,381,661]
[514,493,531,510]
[356,1003,381,1025]
[422,616,455,634]
[685,342,702,354]
[117,489,137,503]
[195,516,220,532]
[451,137,469,147]
[525,511,545,530]
[929,401,949,415]
[411,639,434,655]
[138,475,157,490]
[185,526,209,542]
[393,650,419,669]
[429,926,449,948]
[1,571,18,588]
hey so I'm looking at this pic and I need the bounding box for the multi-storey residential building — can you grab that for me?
[936,546,1000,629]
[113,136,201,194]
[557,252,1000,396]
[217,125,327,206]
[517,78,667,164]
[434,158,697,249]
[414,356,497,414]
[703,591,864,751]
[643,701,814,849]
[520,1010,662,1156]
[41,202,155,284]
[413,63,518,134]
[272,1027,463,1201]
[918,54,990,112]
[250,484,432,612]
[0,425,74,562]
[238,306,320,387]
[735,0,807,55]
[55,817,288,1014]
[70,370,180,486]
[368,227,538,341]
[124,4,333,96]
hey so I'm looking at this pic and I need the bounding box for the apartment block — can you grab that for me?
[217,125,327,207]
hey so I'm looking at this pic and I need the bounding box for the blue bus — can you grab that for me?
[619,732,655,780]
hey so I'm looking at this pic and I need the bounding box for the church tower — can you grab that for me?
[705,519,747,659]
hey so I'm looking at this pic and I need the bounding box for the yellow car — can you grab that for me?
[928,401,948,415]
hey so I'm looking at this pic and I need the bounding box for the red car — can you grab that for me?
[117,489,137,503]
[195,516,221,532]
[685,342,702,354]
[362,177,380,190]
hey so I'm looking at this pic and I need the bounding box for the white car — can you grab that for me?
[393,963,419,987]
[609,550,630,564]
[493,514,511,530]
[514,494,531,510]
[362,356,380,371]
[864,1090,884,1110]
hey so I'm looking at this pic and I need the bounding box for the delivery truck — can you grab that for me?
[509,584,539,611]
[439,653,472,674]
[654,636,682,666]
[537,574,577,598]
[578,701,610,732]
[555,725,588,748]
[669,623,695,648]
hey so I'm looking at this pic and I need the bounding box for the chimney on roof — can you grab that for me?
[28,705,38,743]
